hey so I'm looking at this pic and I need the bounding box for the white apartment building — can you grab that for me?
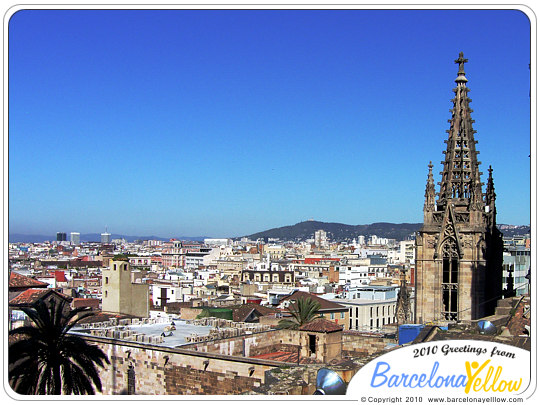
[370,235,389,246]
[204,238,232,246]
[338,265,370,287]
[70,232,80,245]
[332,286,398,332]
[387,240,415,265]
[151,283,196,307]
[314,230,329,248]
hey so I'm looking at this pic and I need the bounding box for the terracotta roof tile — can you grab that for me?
[9,272,49,289]
[298,318,343,333]
[9,289,71,307]
[72,298,100,309]
[281,291,346,311]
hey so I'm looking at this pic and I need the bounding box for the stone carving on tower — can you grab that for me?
[415,53,504,324]
[395,266,412,324]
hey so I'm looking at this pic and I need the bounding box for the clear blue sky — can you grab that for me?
[8,9,532,238]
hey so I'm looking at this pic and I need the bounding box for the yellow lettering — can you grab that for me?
[464,361,523,394]
[509,379,522,392]
[481,366,494,392]
[465,360,491,394]
[492,366,503,391]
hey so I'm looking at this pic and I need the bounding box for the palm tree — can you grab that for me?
[278,296,322,330]
[8,298,110,395]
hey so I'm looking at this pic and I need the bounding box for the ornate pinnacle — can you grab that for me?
[486,165,496,204]
[424,161,436,212]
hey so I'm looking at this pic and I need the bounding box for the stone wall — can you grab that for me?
[342,331,396,358]
[85,335,292,395]
[182,328,300,357]
[180,307,204,320]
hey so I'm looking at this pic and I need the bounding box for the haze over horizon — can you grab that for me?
[8,9,531,238]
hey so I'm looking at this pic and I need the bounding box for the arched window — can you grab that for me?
[441,238,459,321]
[127,365,136,395]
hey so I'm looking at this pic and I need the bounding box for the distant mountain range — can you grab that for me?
[9,222,530,244]
[8,233,207,244]
[243,221,422,242]
[242,221,531,242]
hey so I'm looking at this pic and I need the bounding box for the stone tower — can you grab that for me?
[415,53,503,324]
[102,259,149,318]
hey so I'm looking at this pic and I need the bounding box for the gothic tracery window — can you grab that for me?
[441,238,459,321]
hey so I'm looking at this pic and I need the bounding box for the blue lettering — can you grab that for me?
[428,361,440,387]
[369,361,467,389]
[388,374,399,387]
[408,373,419,388]
[371,362,390,388]
[418,373,427,387]
[455,375,467,387]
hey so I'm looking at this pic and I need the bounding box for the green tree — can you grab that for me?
[278,296,322,330]
[8,299,110,395]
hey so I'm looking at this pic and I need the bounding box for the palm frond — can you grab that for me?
[8,298,109,395]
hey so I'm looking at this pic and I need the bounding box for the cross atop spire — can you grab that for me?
[455,51,468,74]
[454,52,468,84]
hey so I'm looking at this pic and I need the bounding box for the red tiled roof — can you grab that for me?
[72,298,100,309]
[298,318,343,333]
[251,351,298,363]
[9,288,71,307]
[54,271,67,282]
[223,303,279,322]
[9,272,49,289]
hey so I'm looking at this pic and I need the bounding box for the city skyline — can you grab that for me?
[8,8,532,238]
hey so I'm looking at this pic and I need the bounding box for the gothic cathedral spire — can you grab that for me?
[415,53,504,325]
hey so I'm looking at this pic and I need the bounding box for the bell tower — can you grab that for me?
[415,53,503,324]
